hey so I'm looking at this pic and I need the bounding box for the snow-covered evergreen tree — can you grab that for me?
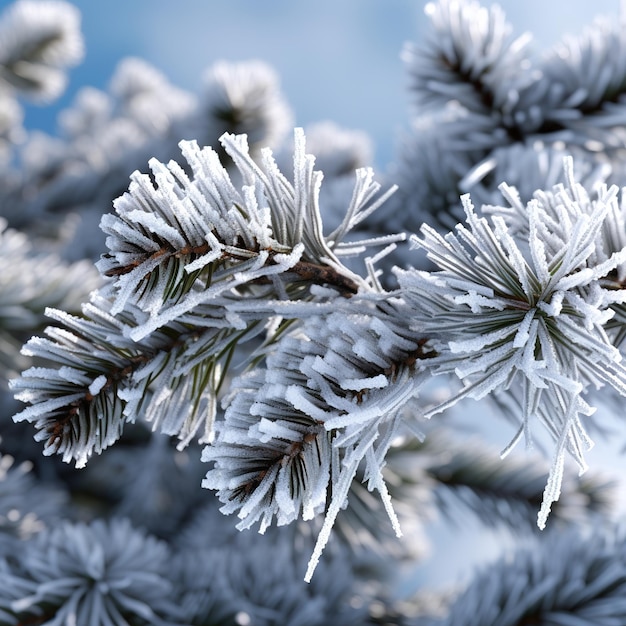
[3,0,626,623]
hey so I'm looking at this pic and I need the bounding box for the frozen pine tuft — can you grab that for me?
[7,518,180,625]
[0,0,83,101]
[397,164,626,524]
[426,525,626,625]
[10,128,398,472]
[204,298,432,578]
[7,0,626,622]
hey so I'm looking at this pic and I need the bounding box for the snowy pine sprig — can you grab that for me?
[10,128,398,469]
[392,0,626,238]
[406,0,626,144]
[0,0,83,101]
[204,296,433,580]
[8,518,180,626]
[426,525,626,626]
[403,0,532,119]
[14,125,626,582]
[397,157,626,527]
[97,128,387,329]
[10,290,269,467]
[9,0,626,617]
[514,13,626,140]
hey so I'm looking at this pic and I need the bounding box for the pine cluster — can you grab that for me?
[2,1,626,624]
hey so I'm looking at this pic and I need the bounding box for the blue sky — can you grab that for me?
[10,0,622,167]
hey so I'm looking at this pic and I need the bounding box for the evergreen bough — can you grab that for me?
[2,0,626,623]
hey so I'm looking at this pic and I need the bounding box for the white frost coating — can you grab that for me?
[237,465,280,524]
[58,366,91,386]
[10,367,69,396]
[352,338,389,369]
[117,386,144,404]
[537,449,565,530]
[285,385,332,422]
[125,209,186,249]
[453,342,516,378]
[536,291,564,318]
[339,374,388,391]
[366,450,402,538]
[100,213,161,252]
[224,310,247,331]
[13,392,85,422]
[249,418,303,444]
[528,202,551,284]
[21,107,626,589]
[310,352,352,382]
[513,309,536,348]
[575,249,626,286]
[271,242,305,270]
[126,263,259,341]
[555,268,595,292]
[183,240,222,274]
[305,458,360,583]
[446,278,496,298]
[88,375,107,397]
[324,375,418,430]
[302,442,331,520]
[369,316,415,350]
[110,255,164,316]
[448,325,515,354]
[452,291,507,313]
[274,468,297,520]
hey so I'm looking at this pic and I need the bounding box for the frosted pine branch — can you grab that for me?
[426,526,626,626]
[10,295,267,466]
[403,0,532,119]
[97,129,379,330]
[515,14,626,138]
[397,158,626,527]
[11,128,398,469]
[9,0,626,619]
[204,297,434,580]
[0,0,83,101]
[392,0,626,238]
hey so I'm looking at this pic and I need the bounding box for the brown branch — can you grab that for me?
[105,241,360,295]
[280,258,359,295]
[355,338,438,404]
[232,425,325,502]
[44,353,151,454]
[103,247,171,277]
[41,325,201,455]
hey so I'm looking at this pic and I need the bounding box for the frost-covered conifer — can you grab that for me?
[374,0,626,242]
[5,0,626,624]
[0,0,83,101]
[8,518,180,625]
[420,526,626,626]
